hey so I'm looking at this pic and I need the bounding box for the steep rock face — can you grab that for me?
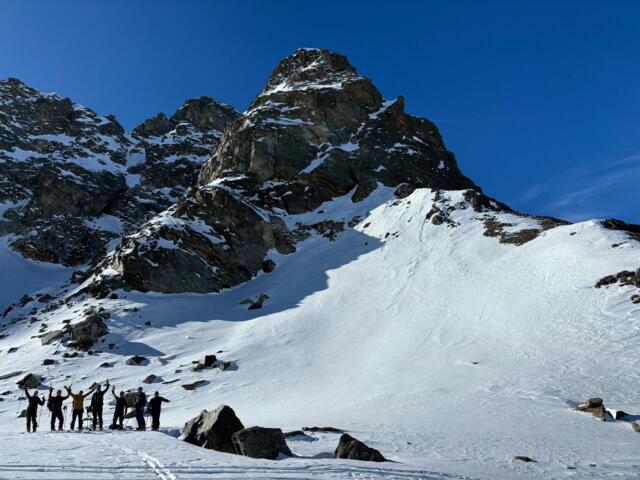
[95,48,476,294]
[0,78,130,264]
[112,97,240,231]
[199,48,475,212]
[0,78,238,265]
[105,185,292,293]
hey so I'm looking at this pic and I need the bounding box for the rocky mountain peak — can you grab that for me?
[199,47,474,201]
[172,96,239,132]
[132,112,173,137]
[0,79,239,266]
[255,48,362,101]
[0,77,40,99]
[131,97,238,139]
[83,49,477,295]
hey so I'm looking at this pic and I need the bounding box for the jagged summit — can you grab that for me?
[133,96,238,137]
[256,48,364,99]
[200,48,474,197]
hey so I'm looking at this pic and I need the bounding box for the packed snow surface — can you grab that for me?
[1,188,639,479]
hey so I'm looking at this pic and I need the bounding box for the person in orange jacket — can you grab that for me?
[65,385,95,431]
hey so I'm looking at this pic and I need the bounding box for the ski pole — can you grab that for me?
[16,396,22,416]
[38,399,43,427]
[69,364,80,388]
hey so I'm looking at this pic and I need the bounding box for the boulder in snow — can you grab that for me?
[334,433,386,462]
[204,355,217,367]
[514,456,535,463]
[182,380,207,390]
[40,329,64,345]
[231,426,292,459]
[303,426,343,433]
[262,259,276,273]
[17,373,41,389]
[181,405,244,453]
[126,355,148,366]
[70,314,108,349]
[575,397,608,420]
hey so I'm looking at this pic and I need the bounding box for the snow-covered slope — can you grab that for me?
[1,187,639,479]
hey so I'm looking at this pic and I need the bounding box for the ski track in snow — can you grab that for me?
[0,432,465,480]
[1,188,640,479]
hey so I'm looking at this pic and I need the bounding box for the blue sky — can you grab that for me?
[2,0,639,222]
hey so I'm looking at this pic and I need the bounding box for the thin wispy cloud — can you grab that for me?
[511,153,640,223]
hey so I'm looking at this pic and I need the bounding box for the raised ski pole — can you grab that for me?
[69,364,80,389]
[38,393,44,427]
[44,365,53,430]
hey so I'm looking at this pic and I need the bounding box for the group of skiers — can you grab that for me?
[23,381,170,433]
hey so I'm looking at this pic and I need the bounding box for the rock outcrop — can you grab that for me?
[181,405,244,453]
[0,78,239,265]
[16,373,41,389]
[69,311,108,349]
[575,397,609,420]
[334,433,386,462]
[231,426,292,459]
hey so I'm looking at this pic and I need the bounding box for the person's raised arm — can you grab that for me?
[102,382,109,394]
[48,388,53,399]
[64,386,72,396]
[24,388,31,399]
[38,396,45,405]
[161,397,170,403]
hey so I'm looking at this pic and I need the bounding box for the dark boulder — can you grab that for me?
[17,373,41,389]
[514,456,535,463]
[303,426,343,433]
[181,380,206,390]
[125,355,148,366]
[70,313,108,349]
[575,397,609,420]
[204,355,217,367]
[243,293,269,310]
[181,405,244,453]
[262,259,276,273]
[232,426,292,459]
[334,433,386,462]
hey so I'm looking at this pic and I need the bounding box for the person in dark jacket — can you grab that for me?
[110,387,127,430]
[24,388,45,433]
[65,385,95,431]
[134,387,147,431]
[148,391,170,431]
[47,388,69,431]
[89,382,110,430]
